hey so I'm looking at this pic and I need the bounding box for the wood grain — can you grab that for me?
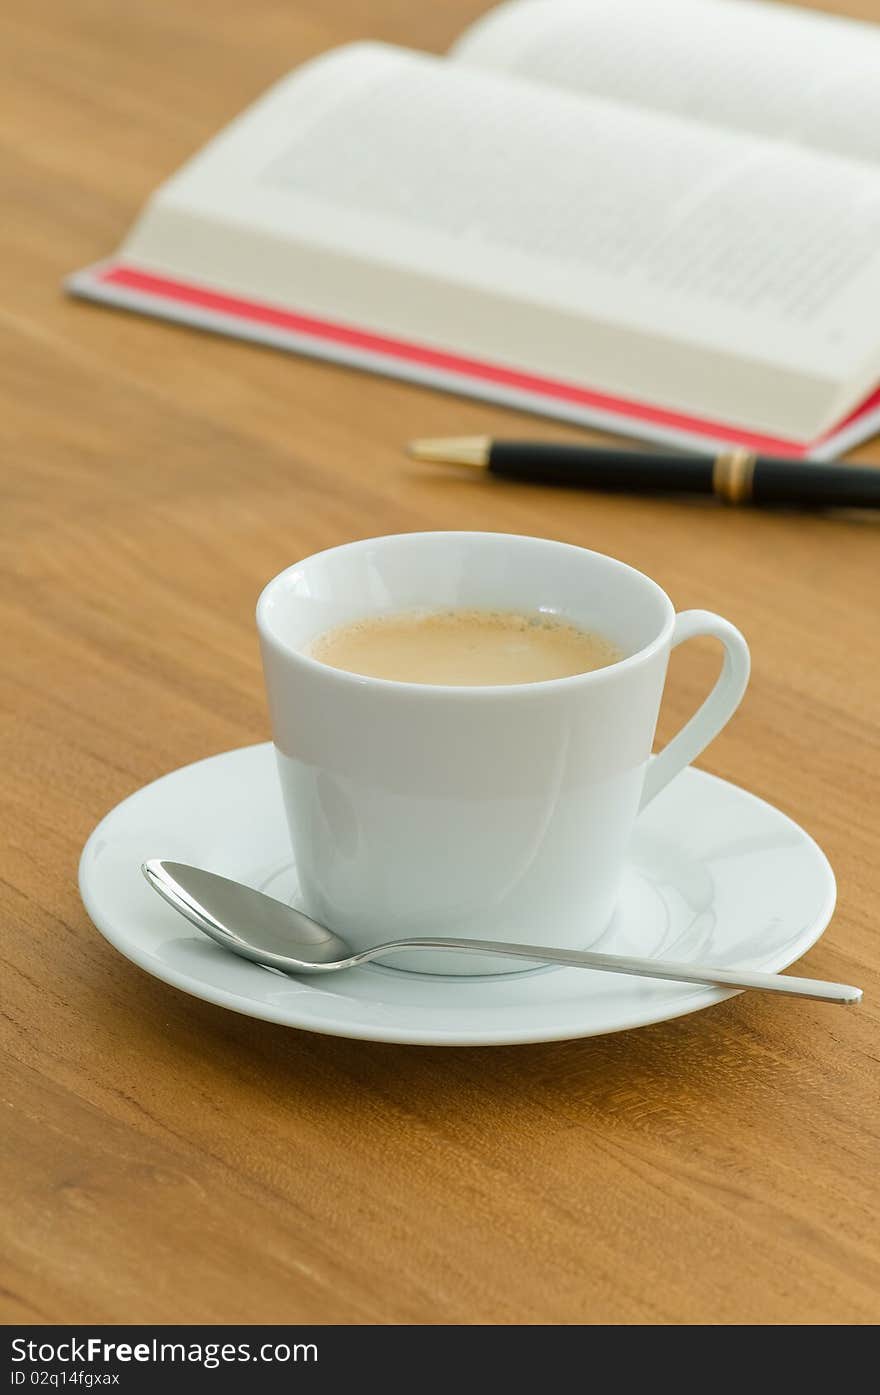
[1,0,879,1326]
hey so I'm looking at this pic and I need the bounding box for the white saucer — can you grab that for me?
[79,743,836,1046]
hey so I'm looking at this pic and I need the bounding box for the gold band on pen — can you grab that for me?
[713,449,757,504]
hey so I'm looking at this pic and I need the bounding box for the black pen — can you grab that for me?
[407,436,880,508]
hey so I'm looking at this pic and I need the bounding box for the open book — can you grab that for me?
[68,0,880,459]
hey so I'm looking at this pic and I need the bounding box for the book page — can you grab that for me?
[125,43,880,434]
[453,0,880,167]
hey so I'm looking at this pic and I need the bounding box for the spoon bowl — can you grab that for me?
[142,859,355,968]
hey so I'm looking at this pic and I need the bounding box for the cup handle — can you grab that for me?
[639,610,750,811]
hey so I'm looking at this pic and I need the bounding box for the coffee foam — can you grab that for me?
[308,608,623,686]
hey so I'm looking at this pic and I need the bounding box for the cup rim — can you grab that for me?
[256,531,676,698]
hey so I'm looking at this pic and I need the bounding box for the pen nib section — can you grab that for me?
[407,436,490,467]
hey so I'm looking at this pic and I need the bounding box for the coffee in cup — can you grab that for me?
[307,608,623,685]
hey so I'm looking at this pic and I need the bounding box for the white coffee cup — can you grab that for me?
[257,532,749,974]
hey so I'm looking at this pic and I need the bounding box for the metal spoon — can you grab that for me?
[141,860,861,1004]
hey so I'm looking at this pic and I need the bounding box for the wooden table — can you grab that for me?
[2,0,878,1326]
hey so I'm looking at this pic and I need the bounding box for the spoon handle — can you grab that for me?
[359,938,861,1003]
